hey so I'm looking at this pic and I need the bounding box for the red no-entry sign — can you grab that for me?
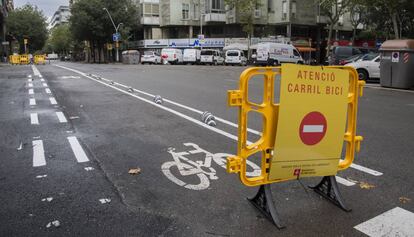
[299,112,327,145]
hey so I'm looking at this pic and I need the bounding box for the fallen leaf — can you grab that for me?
[129,168,141,175]
[399,197,411,204]
[359,182,376,189]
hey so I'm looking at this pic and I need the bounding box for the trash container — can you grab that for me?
[379,39,414,89]
[121,50,140,64]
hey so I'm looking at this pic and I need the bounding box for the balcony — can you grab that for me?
[204,13,226,22]
[141,16,160,25]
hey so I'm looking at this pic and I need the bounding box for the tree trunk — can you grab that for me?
[352,27,356,45]
[391,12,399,39]
[247,33,251,61]
[326,23,334,64]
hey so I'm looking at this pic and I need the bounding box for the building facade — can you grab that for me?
[50,6,71,29]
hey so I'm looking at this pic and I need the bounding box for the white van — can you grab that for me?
[200,49,224,65]
[255,43,303,65]
[161,48,183,65]
[225,50,247,66]
[183,48,201,64]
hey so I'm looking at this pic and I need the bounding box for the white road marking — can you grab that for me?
[41,197,53,202]
[84,167,94,171]
[335,176,356,186]
[354,207,414,236]
[340,160,383,176]
[28,83,33,87]
[36,174,47,179]
[28,75,32,78]
[46,220,60,228]
[67,136,89,163]
[99,198,111,204]
[29,98,36,106]
[28,78,32,82]
[365,85,414,93]
[55,112,67,123]
[30,113,39,125]
[40,78,45,82]
[49,97,57,105]
[45,88,51,94]
[303,125,324,133]
[31,65,41,77]
[42,83,48,87]
[55,65,383,179]
[32,140,46,167]
[28,89,34,95]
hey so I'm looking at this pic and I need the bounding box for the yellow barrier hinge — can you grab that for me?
[358,81,366,97]
[227,156,242,174]
[355,136,363,152]
[227,90,243,107]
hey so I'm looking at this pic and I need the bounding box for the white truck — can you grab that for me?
[200,49,224,65]
[255,42,303,66]
[161,48,183,65]
[183,49,201,64]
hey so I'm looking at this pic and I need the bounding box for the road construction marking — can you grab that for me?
[28,83,33,87]
[49,97,57,105]
[31,65,41,77]
[40,78,45,82]
[32,140,46,167]
[303,125,324,133]
[30,113,39,125]
[28,89,34,95]
[42,83,48,87]
[56,112,67,123]
[335,176,356,186]
[67,136,89,163]
[45,88,51,94]
[29,98,36,106]
[354,207,414,236]
[55,65,383,180]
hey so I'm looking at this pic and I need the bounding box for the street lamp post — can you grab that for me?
[103,8,123,62]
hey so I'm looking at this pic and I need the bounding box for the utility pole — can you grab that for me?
[103,8,123,62]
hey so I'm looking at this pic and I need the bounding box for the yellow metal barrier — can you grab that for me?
[34,55,46,65]
[19,54,29,65]
[9,55,21,65]
[227,65,365,187]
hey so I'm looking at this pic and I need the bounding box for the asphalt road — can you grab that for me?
[0,62,413,236]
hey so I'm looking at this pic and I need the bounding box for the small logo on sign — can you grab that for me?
[294,169,301,176]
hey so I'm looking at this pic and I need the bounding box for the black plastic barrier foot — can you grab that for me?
[310,176,351,212]
[248,184,286,229]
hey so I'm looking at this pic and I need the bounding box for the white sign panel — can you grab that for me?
[392,52,399,63]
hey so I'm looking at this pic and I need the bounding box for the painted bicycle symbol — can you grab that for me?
[161,143,261,190]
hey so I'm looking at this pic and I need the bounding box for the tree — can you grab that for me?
[49,24,72,55]
[69,0,139,63]
[348,0,367,44]
[224,0,261,59]
[6,4,48,53]
[320,0,352,58]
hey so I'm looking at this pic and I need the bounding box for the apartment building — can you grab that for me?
[50,6,71,29]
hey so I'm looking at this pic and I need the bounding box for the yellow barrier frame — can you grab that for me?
[227,66,365,187]
[19,54,29,65]
[9,55,21,65]
[34,55,46,65]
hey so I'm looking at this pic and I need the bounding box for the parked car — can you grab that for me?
[161,48,183,65]
[183,48,201,64]
[141,51,161,64]
[345,53,380,81]
[225,50,247,66]
[329,46,363,65]
[338,54,364,65]
[255,42,303,65]
[200,49,224,65]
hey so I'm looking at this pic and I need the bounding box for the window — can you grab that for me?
[268,0,275,12]
[143,3,159,17]
[282,1,287,20]
[293,50,300,57]
[291,1,297,19]
[182,3,189,19]
[211,0,224,13]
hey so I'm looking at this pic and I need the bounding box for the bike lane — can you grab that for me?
[41,64,389,236]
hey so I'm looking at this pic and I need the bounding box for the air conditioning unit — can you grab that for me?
[254,10,261,18]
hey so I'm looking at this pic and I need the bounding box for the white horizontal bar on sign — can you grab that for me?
[49,97,57,105]
[30,113,39,125]
[67,136,89,163]
[32,140,46,167]
[303,125,324,133]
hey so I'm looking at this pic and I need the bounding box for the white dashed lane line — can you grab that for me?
[55,112,67,123]
[28,89,34,95]
[32,140,46,167]
[45,88,51,94]
[67,136,89,163]
[29,98,36,106]
[49,97,57,105]
[30,113,39,125]
[28,82,33,87]
[42,83,48,87]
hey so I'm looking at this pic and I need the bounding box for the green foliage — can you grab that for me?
[6,4,48,53]
[49,24,72,54]
[69,0,139,44]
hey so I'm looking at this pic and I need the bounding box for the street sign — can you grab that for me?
[198,34,205,40]
[268,64,350,180]
[107,43,113,50]
[112,33,120,42]
[392,52,399,63]
[2,41,10,45]
[24,39,28,44]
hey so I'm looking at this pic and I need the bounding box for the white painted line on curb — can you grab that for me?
[29,98,36,106]
[30,113,39,125]
[42,83,48,87]
[335,176,356,186]
[354,207,414,236]
[28,83,33,87]
[67,136,89,163]
[32,140,46,167]
[28,89,34,95]
[55,64,383,179]
[49,97,57,105]
[56,112,67,123]
[45,88,51,94]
